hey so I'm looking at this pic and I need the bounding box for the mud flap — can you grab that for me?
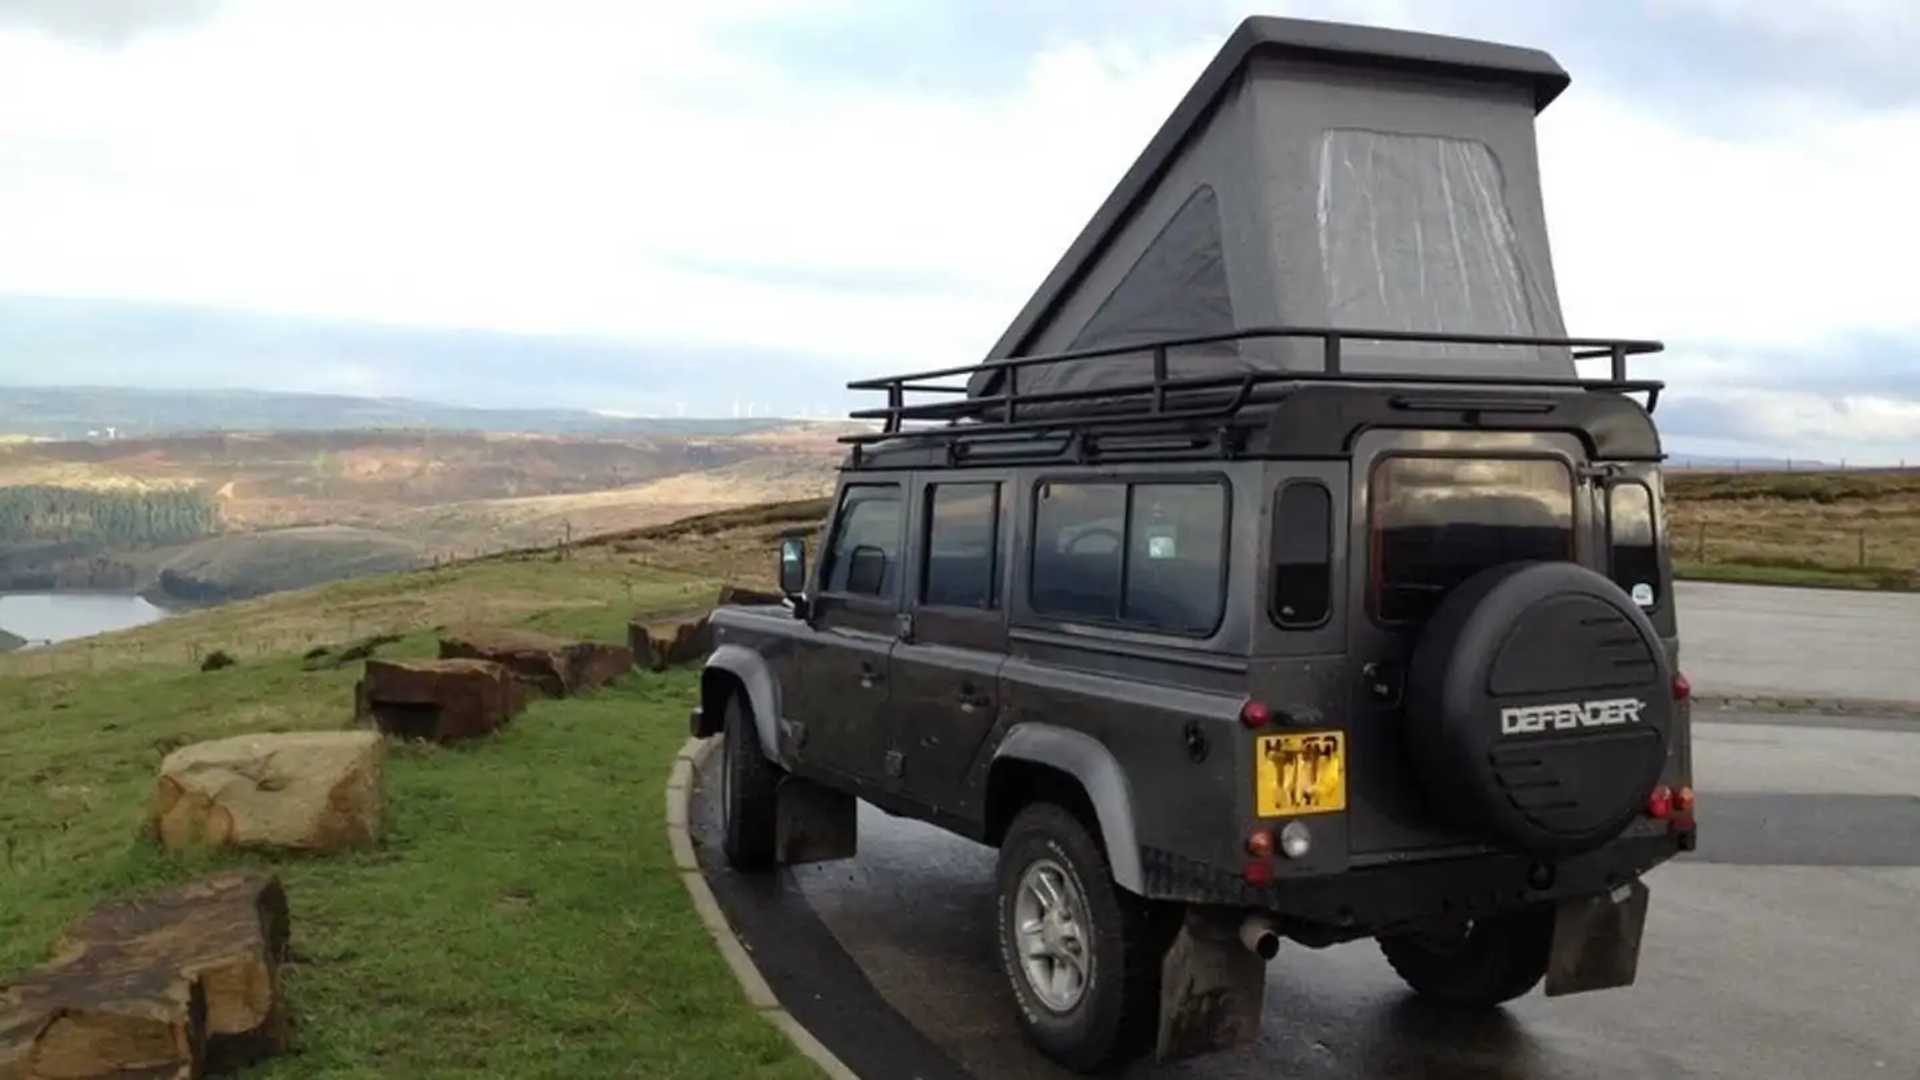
[775,775,857,865]
[1546,879,1649,996]
[1155,910,1267,1062]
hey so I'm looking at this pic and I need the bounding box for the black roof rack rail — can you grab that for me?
[841,325,1663,452]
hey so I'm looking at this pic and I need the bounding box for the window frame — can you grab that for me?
[1026,473,1232,639]
[1606,479,1662,613]
[817,481,906,607]
[1269,479,1334,630]
[1365,451,1577,627]
[918,480,1002,613]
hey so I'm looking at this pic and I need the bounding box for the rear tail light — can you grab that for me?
[1240,700,1272,728]
[1246,828,1274,858]
[1242,860,1274,886]
[1647,784,1673,820]
[1672,672,1691,701]
[1674,785,1695,814]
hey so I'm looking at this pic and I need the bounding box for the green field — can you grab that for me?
[0,554,815,1078]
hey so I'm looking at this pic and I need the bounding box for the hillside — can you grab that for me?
[0,384,811,440]
[1667,468,1920,590]
[0,425,846,602]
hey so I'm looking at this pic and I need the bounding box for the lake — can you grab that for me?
[0,593,172,647]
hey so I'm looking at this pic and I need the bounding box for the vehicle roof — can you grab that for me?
[981,17,1571,369]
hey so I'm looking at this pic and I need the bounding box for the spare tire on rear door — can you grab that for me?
[1404,561,1672,855]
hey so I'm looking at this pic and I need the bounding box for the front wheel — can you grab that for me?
[1378,910,1552,1008]
[720,693,779,870]
[995,803,1165,1073]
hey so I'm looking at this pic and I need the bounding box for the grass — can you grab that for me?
[0,556,817,1078]
[1667,468,1920,592]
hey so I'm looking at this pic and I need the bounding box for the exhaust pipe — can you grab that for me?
[1239,915,1281,961]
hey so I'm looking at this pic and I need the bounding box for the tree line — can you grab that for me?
[0,486,220,548]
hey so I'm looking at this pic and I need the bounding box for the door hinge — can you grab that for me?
[895,612,915,643]
[884,750,905,778]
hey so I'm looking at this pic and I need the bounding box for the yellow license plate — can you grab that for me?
[1255,731,1346,816]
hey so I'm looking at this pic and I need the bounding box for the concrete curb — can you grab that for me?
[1694,693,1920,721]
[668,735,860,1080]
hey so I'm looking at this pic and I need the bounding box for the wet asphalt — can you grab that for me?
[689,711,1920,1080]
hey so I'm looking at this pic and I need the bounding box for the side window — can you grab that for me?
[1031,482,1125,621]
[1271,482,1332,627]
[1125,483,1226,634]
[821,484,903,599]
[1609,482,1659,609]
[1031,479,1228,634]
[922,483,999,609]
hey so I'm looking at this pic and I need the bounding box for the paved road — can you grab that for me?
[692,715,1920,1080]
[1676,581,1920,705]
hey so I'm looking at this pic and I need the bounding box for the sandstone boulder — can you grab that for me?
[0,874,290,1078]
[357,658,522,742]
[715,584,784,607]
[629,616,714,671]
[437,628,633,697]
[151,732,383,853]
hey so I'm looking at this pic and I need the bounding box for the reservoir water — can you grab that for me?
[0,593,171,647]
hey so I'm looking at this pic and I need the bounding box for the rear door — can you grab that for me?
[1345,429,1594,854]
[888,475,1008,821]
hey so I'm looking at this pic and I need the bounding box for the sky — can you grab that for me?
[0,0,1917,460]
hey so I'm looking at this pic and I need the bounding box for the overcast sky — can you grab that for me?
[0,0,1916,459]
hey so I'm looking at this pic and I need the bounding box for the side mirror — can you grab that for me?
[778,536,808,607]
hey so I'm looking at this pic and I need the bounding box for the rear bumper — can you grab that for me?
[1142,830,1685,941]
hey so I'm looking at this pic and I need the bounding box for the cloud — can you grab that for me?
[0,0,217,48]
[0,1,1917,458]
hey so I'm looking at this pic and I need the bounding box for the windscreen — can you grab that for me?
[1369,456,1573,622]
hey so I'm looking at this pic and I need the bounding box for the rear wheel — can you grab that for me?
[995,802,1165,1072]
[1378,910,1551,1008]
[720,692,778,870]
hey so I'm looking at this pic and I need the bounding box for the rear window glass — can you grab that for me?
[1609,482,1659,609]
[1032,480,1227,635]
[1370,457,1572,623]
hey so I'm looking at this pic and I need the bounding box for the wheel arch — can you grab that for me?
[988,724,1145,894]
[701,644,782,762]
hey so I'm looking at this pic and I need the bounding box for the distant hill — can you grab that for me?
[0,386,805,440]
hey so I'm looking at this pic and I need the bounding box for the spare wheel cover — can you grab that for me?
[1405,561,1673,855]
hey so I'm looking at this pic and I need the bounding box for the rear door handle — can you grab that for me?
[860,662,883,690]
[957,684,991,713]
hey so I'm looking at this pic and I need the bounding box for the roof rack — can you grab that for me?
[842,325,1663,456]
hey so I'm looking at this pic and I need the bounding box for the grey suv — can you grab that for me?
[691,17,1693,1071]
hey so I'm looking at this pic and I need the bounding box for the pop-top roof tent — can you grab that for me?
[965,16,1585,403]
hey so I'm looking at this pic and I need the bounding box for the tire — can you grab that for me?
[720,692,778,870]
[1378,910,1552,1008]
[994,802,1166,1073]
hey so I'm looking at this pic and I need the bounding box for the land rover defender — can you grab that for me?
[691,17,1692,1071]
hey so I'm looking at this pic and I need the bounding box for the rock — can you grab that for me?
[626,621,660,672]
[357,658,522,742]
[715,584,784,607]
[628,616,715,671]
[0,874,290,1078]
[151,732,384,853]
[661,616,715,666]
[437,628,633,697]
